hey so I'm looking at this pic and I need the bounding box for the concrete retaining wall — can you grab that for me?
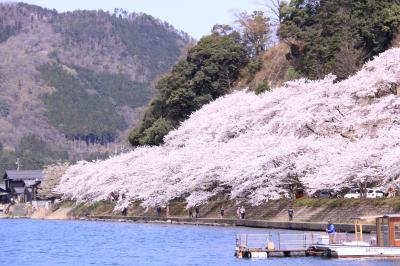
[89,215,376,233]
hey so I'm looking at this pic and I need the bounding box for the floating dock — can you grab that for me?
[234,232,362,258]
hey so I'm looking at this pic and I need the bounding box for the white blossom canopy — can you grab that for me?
[57,48,400,210]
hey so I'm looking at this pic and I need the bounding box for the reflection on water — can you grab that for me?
[0,219,398,266]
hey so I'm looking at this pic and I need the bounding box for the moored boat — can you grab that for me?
[308,214,400,258]
[235,215,400,259]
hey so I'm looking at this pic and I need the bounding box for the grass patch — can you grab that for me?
[59,200,75,208]
[70,201,115,217]
[295,198,364,208]
[369,199,387,207]
[384,197,400,211]
[294,198,329,208]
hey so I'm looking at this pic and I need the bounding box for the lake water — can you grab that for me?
[0,219,398,266]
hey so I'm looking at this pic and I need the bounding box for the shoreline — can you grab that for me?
[2,213,375,233]
[3,197,390,233]
[86,215,376,233]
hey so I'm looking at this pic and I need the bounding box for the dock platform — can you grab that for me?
[234,232,362,258]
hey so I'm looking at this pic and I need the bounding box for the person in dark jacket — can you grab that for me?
[220,206,225,218]
[156,206,161,217]
[189,208,193,218]
[288,208,294,221]
[195,206,200,218]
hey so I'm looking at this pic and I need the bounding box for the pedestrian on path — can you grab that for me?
[327,220,336,244]
[195,206,200,218]
[288,207,294,221]
[156,206,161,217]
[220,206,225,218]
[240,206,246,219]
[189,208,193,218]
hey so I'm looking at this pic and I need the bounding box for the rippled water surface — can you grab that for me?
[0,219,399,266]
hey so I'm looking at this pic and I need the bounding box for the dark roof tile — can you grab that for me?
[4,170,43,181]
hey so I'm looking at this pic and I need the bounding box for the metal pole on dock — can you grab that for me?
[278,232,281,251]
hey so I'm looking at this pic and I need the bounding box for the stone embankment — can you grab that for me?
[3,198,399,234]
[2,202,72,219]
[88,215,376,233]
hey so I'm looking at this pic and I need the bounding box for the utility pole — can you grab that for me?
[16,158,21,171]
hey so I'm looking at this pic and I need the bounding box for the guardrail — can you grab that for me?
[236,232,325,251]
[277,233,323,250]
[236,232,375,251]
[236,233,272,249]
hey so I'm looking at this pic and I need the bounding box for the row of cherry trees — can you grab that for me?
[57,48,400,210]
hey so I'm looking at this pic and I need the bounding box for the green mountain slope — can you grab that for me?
[0,2,190,171]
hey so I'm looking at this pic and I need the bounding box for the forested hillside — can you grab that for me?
[0,3,190,172]
[129,31,248,146]
[279,0,400,80]
[130,0,400,146]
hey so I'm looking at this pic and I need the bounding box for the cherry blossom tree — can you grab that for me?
[57,48,400,210]
[38,162,70,199]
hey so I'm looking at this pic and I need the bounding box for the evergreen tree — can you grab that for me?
[279,0,400,80]
[129,31,248,146]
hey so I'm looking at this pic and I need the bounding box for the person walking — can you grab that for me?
[220,206,225,218]
[156,206,161,217]
[189,208,193,218]
[288,207,294,221]
[240,206,246,219]
[195,206,200,218]
[327,220,336,244]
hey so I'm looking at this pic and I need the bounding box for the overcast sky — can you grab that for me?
[1,0,266,39]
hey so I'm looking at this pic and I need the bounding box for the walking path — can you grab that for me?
[88,215,376,233]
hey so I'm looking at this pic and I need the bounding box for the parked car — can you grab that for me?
[319,191,332,198]
[344,188,361,199]
[312,189,339,198]
[319,190,335,198]
[367,189,385,198]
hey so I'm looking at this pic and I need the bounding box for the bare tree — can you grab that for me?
[236,11,271,56]
[212,24,234,36]
[252,0,288,27]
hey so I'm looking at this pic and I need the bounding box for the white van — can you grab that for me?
[344,188,361,199]
[366,189,385,198]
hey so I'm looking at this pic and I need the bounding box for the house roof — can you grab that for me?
[352,214,400,220]
[383,214,400,218]
[3,170,43,181]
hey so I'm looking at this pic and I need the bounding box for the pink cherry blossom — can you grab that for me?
[57,48,400,210]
